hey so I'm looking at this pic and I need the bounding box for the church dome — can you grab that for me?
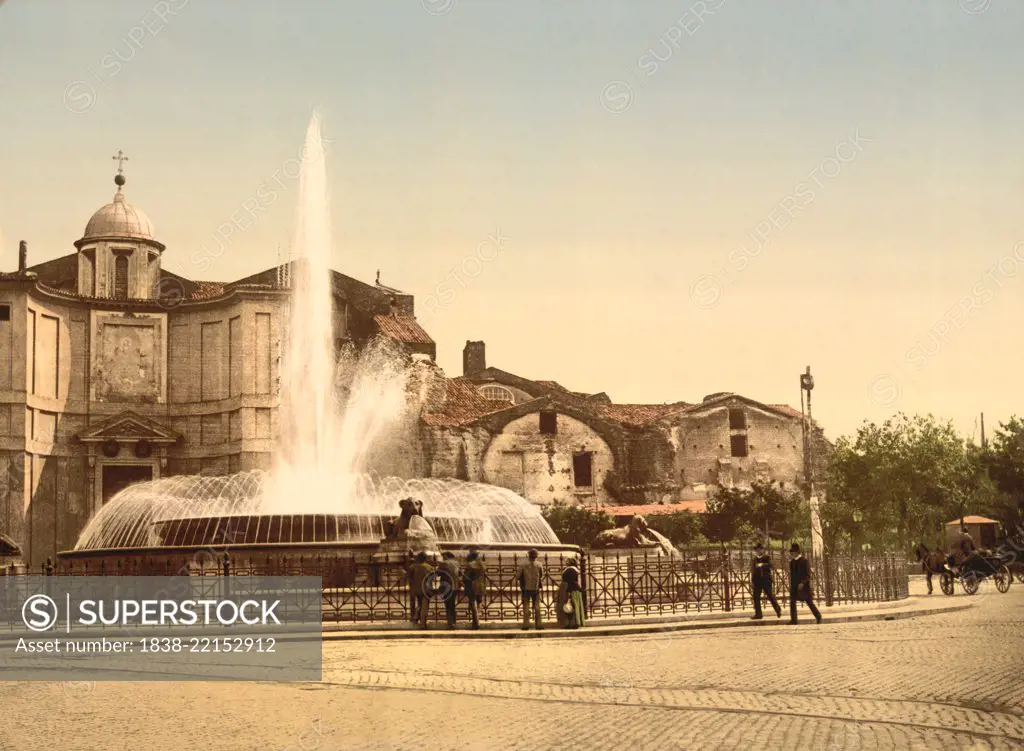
[82,190,156,242]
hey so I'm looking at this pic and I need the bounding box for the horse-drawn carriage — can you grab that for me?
[937,551,1013,596]
[915,543,1013,596]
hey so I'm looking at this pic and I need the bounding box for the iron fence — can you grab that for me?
[4,548,907,626]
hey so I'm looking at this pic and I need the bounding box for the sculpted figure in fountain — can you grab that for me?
[591,515,680,558]
[377,498,440,562]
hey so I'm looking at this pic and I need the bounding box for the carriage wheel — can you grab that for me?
[994,566,1012,593]
[939,572,955,596]
[1016,569,1024,584]
[962,571,980,595]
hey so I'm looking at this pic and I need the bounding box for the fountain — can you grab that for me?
[59,113,565,569]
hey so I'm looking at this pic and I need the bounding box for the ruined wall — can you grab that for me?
[481,412,615,507]
[671,401,808,499]
[422,426,491,482]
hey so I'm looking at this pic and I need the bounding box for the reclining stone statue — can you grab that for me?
[591,515,679,557]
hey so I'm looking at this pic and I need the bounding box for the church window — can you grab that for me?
[0,305,9,322]
[478,384,514,403]
[114,254,129,299]
[728,409,747,430]
[731,434,748,457]
[539,411,557,435]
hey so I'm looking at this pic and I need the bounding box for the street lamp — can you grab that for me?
[800,366,824,560]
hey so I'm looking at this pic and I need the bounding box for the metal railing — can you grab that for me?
[4,548,907,626]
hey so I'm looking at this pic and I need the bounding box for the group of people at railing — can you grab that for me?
[405,548,585,630]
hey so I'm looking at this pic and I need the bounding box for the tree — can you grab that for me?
[983,417,1024,534]
[746,481,808,542]
[540,503,614,547]
[702,486,754,544]
[824,413,995,552]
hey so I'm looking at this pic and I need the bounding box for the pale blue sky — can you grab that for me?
[1,0,1021,440]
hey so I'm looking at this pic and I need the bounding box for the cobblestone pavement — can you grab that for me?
[1,587,1022,750]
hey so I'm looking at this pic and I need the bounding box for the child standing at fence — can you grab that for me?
[788,543,822,624]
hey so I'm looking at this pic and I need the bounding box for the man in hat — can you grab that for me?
[435,551,461,629]
[462,548,487,630]
[517,548,544,630]
[750,542,781,619]
[407,551,434,628]
[788,543,821,624]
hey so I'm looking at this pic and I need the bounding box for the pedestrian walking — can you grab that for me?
[788,543,822,624]
[517,548,544,630]
[435,551,460,629]
[408,551,434,629]
[555,556,585,630]
[462,549,487,630]
[750,542,781,619]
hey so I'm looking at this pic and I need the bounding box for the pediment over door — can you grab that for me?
[75,411,181,444]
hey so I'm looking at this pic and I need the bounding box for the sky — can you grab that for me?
[0,0,1021,442]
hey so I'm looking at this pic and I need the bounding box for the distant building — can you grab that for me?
[420,341,829,510]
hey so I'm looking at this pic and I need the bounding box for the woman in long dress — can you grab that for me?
[556,556,585,629]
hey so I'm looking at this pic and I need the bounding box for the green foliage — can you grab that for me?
[702,482,808,545]
[702,486,750,544]
[983,417,1024,532]
[824,413,1024,553]
[540,502,614,547]
[644,511,704,547]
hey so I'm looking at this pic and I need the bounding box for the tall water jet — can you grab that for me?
[278,112,337,479]
[62,112,568,567]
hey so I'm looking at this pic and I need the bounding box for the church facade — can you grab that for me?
[0,170,434,565]
[0,168,826,566]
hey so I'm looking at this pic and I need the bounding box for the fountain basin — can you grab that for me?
[58,470,572,569]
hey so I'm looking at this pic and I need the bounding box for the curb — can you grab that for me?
[320,600,972,641]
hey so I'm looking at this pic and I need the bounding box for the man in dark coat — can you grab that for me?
[750,542,781,619]
[788,543,821,624]
[462,549,487,630]
[435,551,460,629]
[407,551,434,628]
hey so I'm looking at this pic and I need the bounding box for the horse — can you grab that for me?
[914,543,948,595]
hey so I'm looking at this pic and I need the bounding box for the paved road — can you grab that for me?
[1,586,1022,750]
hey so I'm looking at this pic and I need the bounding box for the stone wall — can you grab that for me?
[670,400,811,498]
[480,412,615,506]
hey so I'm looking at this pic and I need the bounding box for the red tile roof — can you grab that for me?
[189,281,226,300]
[595,501,707,516]
[374,314,434,345]
[422,380,512,427]
[595,403,692,427]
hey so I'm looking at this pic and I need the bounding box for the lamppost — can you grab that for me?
[800,367,824,560]
[852,509,863,553]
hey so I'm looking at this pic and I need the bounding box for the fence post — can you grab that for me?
[579,547,589,619]
[722,546,732,612]
[823,550,833,607]
[222,552,231,600]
